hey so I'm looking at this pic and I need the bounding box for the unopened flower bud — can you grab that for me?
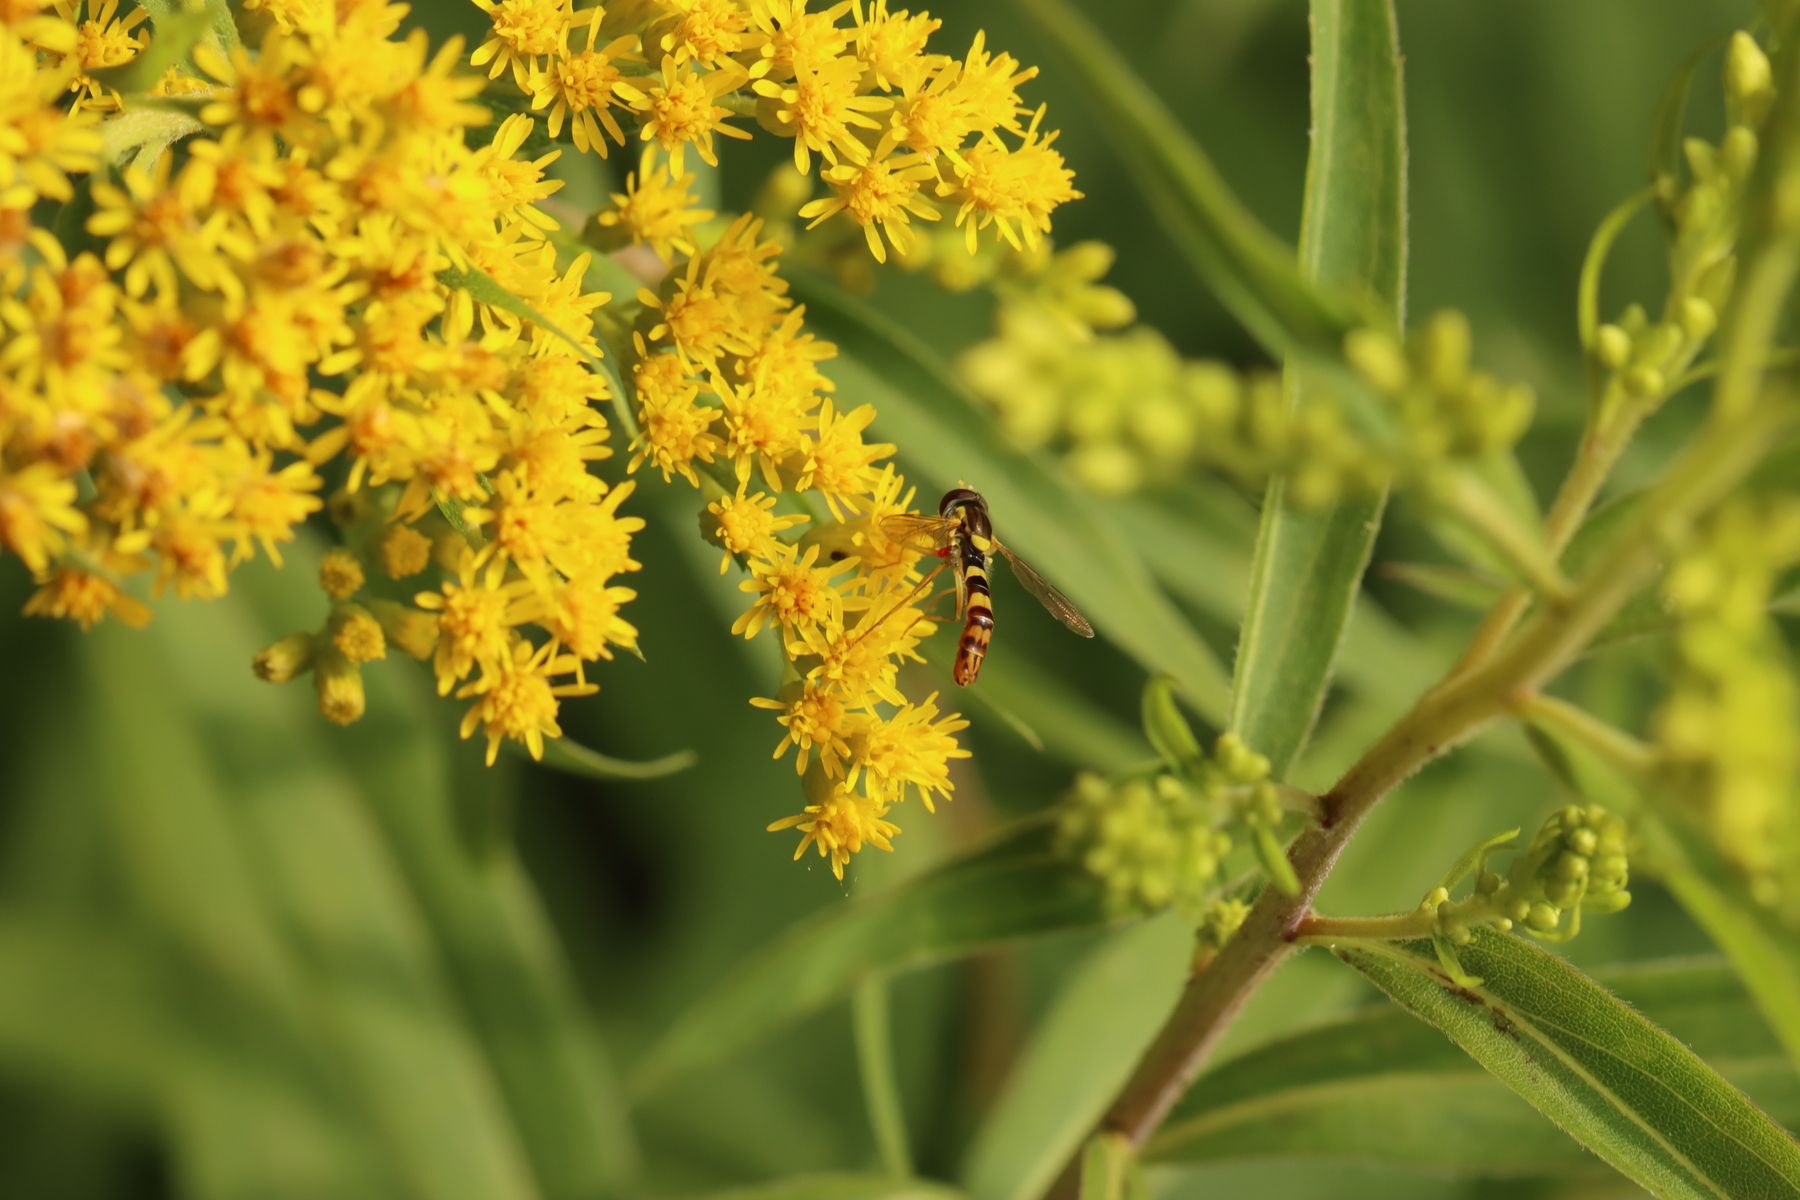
[1526,902,1561,933]
[1595,324,1633,369]
[1678,297,1717,341]
[1623,365,1665,398]
[314,646,365,725]
[367,599,440,660]
[319,547,365,599]
[1720,126,1759,184]
[1725,32,1775,127]
[1061,240,1116,282]
[378,523,433,579]
[1345,328,1410,394]
[1417,310,1472,390]
[253,632,315,683]
[1184,361,1241,425]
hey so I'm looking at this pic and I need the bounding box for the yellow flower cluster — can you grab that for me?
[600,160,972,876]
[1654,497,1800,919]
[471,0,1079,262]
[6,0,1076,858]
[2,0,638,764]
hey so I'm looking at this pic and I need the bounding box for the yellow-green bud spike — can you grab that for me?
[1725,32,1775,127]
[1595,324,1633,369]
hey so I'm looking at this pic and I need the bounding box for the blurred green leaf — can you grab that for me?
[526,735,698,781]
[1228,0,1407,779]
[963,913,1192,1200]
[90,601,545,1200]
[1008,0,1363,358]
[691,1174,965,1200]
[791,272,1232,722]
[228,555,642,1198]
[631,818,1109,1096]
[1335,930,1800,1199]
[1151,955,1799,1173]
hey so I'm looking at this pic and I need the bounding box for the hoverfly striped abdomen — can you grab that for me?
[941,489,997,686]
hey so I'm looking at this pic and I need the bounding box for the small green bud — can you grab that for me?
[1568,827,1599,857]
[1417,310,1473,390]
[1678,296,1717,341]
[1725,32,1775,127]
[1595,324,1633,369]
[1183,361,1241,425]
[1061,240,1116,282]
[1683,137,1719,183]
[1634,322,1685,370]
[1196,898,1249,956]
[1623,365,1665,398]
[1677,181,1723,240]
[1213,732,1270,785]
[1720,125,1759,184]
[1526,902,1561,933]
[1345,328,1411,394]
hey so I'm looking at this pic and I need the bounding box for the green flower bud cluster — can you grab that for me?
[1595,34,1766,416]
[1343,311,1537,474]
[1653,497,1800,916]
[1056,770,1235,920]
[1059,678,1309,919]
[1423,805,1632,950]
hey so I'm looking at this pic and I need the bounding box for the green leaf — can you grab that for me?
[523,734,698,781]
[92,600,545,1200]
[1332,931,1800,1199]
[631,818,1110,1095]
[137,0,239,57]
[1227,0,1407,779]
[1009,0,1363,358]
[1639,814,1800,1076]
[962,913,1192,1200]
[98,109,204,167]
[228,553,641,1197]
[789,272,1232,723]
[1150,955,1800,1176]
[691,1175,964,1200]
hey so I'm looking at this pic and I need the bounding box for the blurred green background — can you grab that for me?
[0,0,1776,1197]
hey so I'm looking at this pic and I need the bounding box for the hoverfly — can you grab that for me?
[880,488,1094,686]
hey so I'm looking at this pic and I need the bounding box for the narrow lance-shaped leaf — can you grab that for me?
[962,913,1193,1200]
[1150,955,1800,1173]
[1334,930,1800,1200]
[790,272,1232,723]
[1229,0,1407,779]
[631,818,1110,1096]
[1009,0,1362,359]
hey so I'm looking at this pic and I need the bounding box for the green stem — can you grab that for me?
[1068,393,1792,1169]
[1291,912,1435,943]
[1441,469,1571,600]
[853,977,912,1177]
[1513,692,1657,780]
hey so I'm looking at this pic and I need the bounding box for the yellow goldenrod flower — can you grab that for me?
[470,0,576,88]
[704,485,807,571]
[854,0,941,92]
[592,148,714,263]
[529,8,642,156]
[751,0,854,80]
[732,538,856,640]
[768,765,900,879]
[416,550,531,693]
[939,108,1080,254]
[751,54,889,174]
[455,634,596,763]
[630,56,753,176]
[313,643,366,724]
[652,0,762,68]
[799,150,941,262]
[24,563,151,630]
[55,0,147,113]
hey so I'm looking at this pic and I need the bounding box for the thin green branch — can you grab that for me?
[1512,693,1657,781]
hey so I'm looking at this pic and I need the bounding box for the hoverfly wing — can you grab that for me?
[999,546,1095,638]
[878,513,957,554]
